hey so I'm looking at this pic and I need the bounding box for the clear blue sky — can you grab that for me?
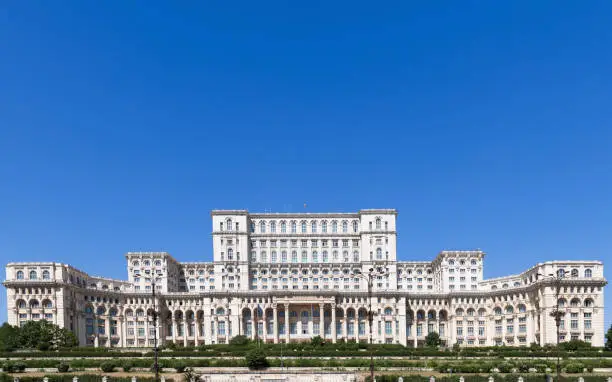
[0,1,610,332]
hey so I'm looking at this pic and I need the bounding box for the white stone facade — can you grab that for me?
[3,209,606,348]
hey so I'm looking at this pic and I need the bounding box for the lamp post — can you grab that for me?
[150,279,160,382]
[351,266,388,382]
[536,271,567,382]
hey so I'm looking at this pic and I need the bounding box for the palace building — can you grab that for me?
[3,209,606,347]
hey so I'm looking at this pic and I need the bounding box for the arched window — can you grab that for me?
[558,298,566,308]
[353,251,359,262]
[29,271,37,280]
[505,306,514,314]
[376,248,382,259]
[332,251,338,261]
[584,269,592,278]
[154,260,162,267]
[291,221,297,233]
[43,300,53,308]
[322,251,328,262]
[97,306,106,315]
[30,299,39,309]
[384,307,393,315]
[301,251,308,263]
[250,251,257,262]
[216,307,225,315]
[227,248,233,260]
[281,251,287,263]
[584,298,593,308]
[494,307,502,315]
[226,219,233,231]
[332,221,338,233]
[271,251,277,263]
[261,251,268,263]
[448,260,455,266]
[291,251,298,263]
[570,298,580,307]
[375,218,381,230]
[455,308,464,316]
[16,271,24,280]
[571,269,579,277]
[467,308,475,316]
[42,270,50,280]
[311,221,317,233]
[280,221,286,233]
[557,269,565,278]
[352,221,358,233]
[517,304,526,313]
[270,221,276,233]
[342,221,348,233]
[301,221,307,233]
[260,221,266,233]
[312,251,318,263]
[321,221,327,233]
[250,222,255,233]
[17,300,26,309]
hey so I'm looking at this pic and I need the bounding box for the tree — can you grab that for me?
[310,336,325,347]
[606,324,612,351]
[229,335,250,346]
[245,348,269,370]
[0,323,20,351]
[425,332,442,348]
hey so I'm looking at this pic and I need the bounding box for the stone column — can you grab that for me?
[172,318,177,344]
[183,320,188,347]
[263,317,268,343]
[331,305,337,343]
[145,319,149,347]
[105,318,111,347]
[194,319,199,346]
[120,318,126,347]
[343,317,348,341]
[273,306,279,344]
[285,305,290,343]
[319,304,325,338]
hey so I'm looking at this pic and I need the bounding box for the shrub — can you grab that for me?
[229,335,250,346]
[174,361,187,373]
[245,348,269,370]
[121,360,133,372]
[57,363,70,373]
[310,336,325,347]
[99,361,115,372]
[565,362,585,373]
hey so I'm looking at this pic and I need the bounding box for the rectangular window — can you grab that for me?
[385,321,392,335]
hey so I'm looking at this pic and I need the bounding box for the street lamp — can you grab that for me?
[351,266,389,382]
[149,279,160,382]
[536,271,570,382]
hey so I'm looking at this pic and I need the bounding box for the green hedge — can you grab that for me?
[0,375,172,382]
[365,376,609,382]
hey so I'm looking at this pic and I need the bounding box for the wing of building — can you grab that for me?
[3,209,607,348]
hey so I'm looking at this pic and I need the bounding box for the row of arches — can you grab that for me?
[251,220,360,234]
[16,299,53,309]
[16,270,51,280]
[558,297,595,308]
[131,259,163,267]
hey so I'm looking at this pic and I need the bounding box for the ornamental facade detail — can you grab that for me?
[3,209,606,348]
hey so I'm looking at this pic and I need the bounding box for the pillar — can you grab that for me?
[263,317,268,342]
[285,305,290,343]
[331,305,337,343]
[105,318,111,348]
[194,319,199,346]
[343,317,348,341]
[172,319,177,344]
[319,304,325,338]
[273,306,279,344]
[183,320,188,347]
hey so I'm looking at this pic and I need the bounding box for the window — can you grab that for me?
[281,251,287,263]
[226,219,232,231]
[250,222,255,232]
[281,221,286,233]
[312,251,318,263]
[331,221,338,233]
[353,221,358,232]
[376,218,381,230]
[301,221,307,233]
[376,248,382,260]
[42,270,50,280]
[291,221,297,233]
[270,221,276,233]
[261,251,267,263]
[29,271,37,280]
[227,248,233,260]
[584,269,592,278]
[322,221,327,232]
[16,271,24,280]
[584,299,593,308]
[292,251,298,263]
[260,221,266,233]
[301,251,308,263]
[311,221,317,233]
